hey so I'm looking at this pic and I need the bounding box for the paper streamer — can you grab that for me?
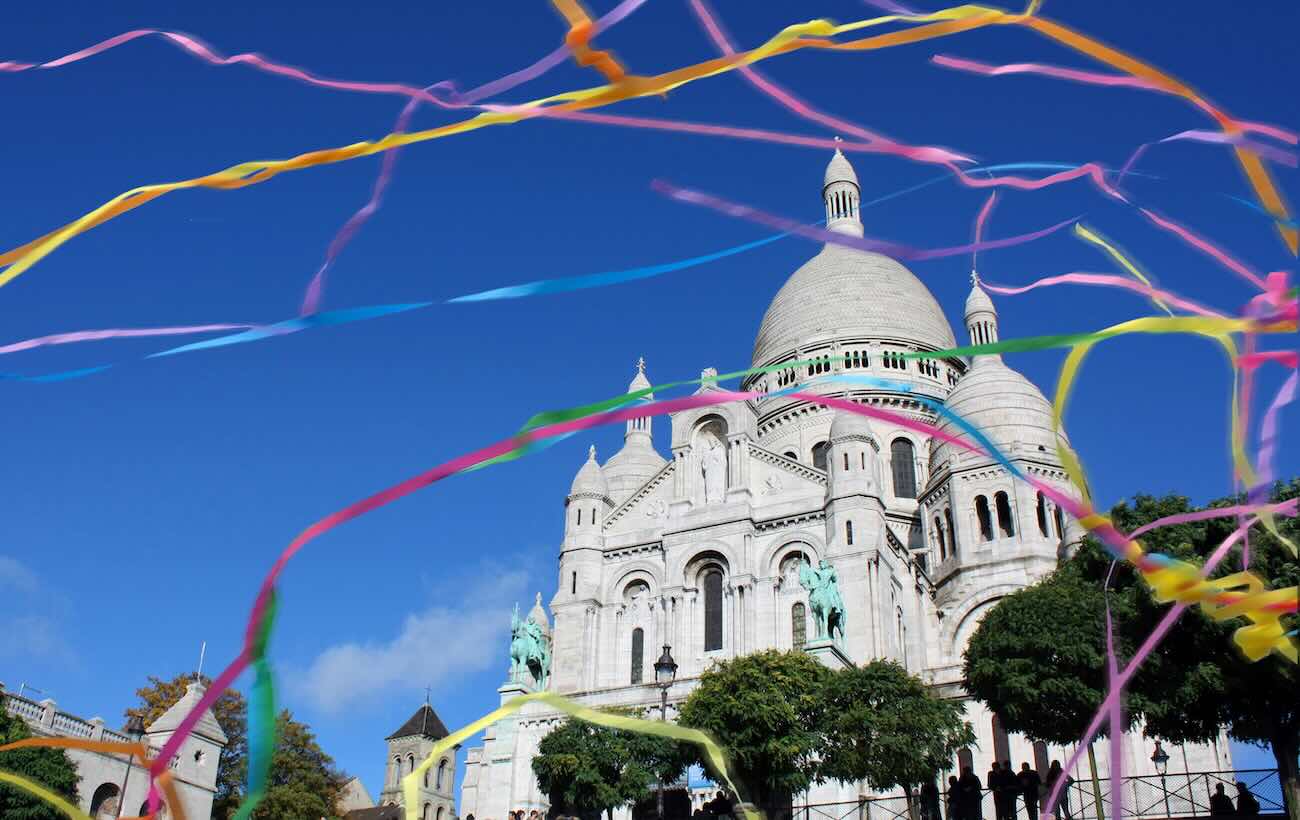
[0,323,251,356]
[552,0,627,84]
[1072,223,1174,316]
[1137,207,1268,290]
[652,179,1078,260]
[980,271,1222,318]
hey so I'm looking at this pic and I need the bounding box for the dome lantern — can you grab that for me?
[823,140,864,238]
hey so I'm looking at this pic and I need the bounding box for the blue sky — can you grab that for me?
[1,0,1295,804]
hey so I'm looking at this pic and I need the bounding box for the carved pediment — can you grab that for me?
[749,445,827,497]
[602,460,675,531]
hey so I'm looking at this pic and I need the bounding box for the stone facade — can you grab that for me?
[1,680,226,819]
[459,151,1231,819]
[349,702,458,820]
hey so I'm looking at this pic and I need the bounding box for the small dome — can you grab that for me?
[828,410,873,441]
[965,279,996,318]
[753,244,957,367]
[569,446,607,496]
[930,361,1067,474]
[824,148,858,188]
[628,367,651,394]
[603,442,667,501]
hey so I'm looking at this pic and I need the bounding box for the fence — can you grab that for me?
[792,770,1285,820]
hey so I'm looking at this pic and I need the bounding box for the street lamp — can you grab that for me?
[117,715,146,818]
[654,645,678,820]
[1151,741,1172,820]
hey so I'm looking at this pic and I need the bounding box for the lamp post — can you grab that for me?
[117,715,146,818]
[1152,741,1172,820]
[654,645,678,820]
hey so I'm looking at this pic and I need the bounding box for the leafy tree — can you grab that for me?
[677,649,830,815]
[532,711,690,816]
[0,708,80,820]
[248,710,348,820]
[819,660,975,793]
[127,674,247,819]
[965,481,1300,820]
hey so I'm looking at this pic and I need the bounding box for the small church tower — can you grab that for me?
[378,701,456,817]
[824,141,864,238]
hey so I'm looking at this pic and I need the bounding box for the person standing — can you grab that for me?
[1209,783,1235,815]
[1235,782,1260,816]
[948,775,965,820]
[1045,761,1074,820]
[1017,762,1042,820]
[988,762,1005,820]
[961,766,985,820]
[921,778,943,820]
[999,761,1018,820]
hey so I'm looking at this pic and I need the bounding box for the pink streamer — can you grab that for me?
[1239,350,1300,370]
[930,54,1298,144]
[1105,598,1123,820]
[652,179,1076,260]
[980,272,1225,318]
[1125,499,1297,540]
[972,191,998,272]
[0,323,251,356]
[1139,208,1268,289]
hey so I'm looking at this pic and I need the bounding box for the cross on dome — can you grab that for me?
[636,356,646,374]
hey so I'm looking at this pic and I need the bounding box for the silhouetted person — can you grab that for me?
[1235,783,1259,816]
[948,775,964,820]
[1045,761,1074,820]
[706,791,732,818]
[922,779,943,820]
[989,762,1007,820]
[1018,763,1041,820]
[1210,783,1235,815]
[999,761,1018,820]
[961,766,984,820]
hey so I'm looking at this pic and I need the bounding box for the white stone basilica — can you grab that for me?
[459,151,1231,818]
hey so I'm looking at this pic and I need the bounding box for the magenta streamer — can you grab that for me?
[981,272,1225,318]
[0,323,251,356]
[652,179,1076,260]
[1138,208,1267,289]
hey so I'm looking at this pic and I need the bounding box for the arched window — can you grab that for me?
[424,769,429,788]
[896,606,907,666]
[1036,492,1049,536]
[944,508,957,557]
[891,439,917,498]
[812,441,829,471]
[90,783,121,819]
[860,452,866,470]
[934,516,947,560]
[631,627,645,684]
[437,758,447,790]
[703,569,724,651]
[576,508,582,526]
[1054,504,1066,539]
[1033,741,1050,775]
[571,571,577,594]
[408,754,416,774]
[393,756,402,785]
[792,602,807,650]
[843,452,850,471]
[958,747,974,773]
[783,450,798,461]
[995,491,1015,537]
[423,804,431,820]
[975,495,993,542]
[845,520,854,546]
[437,808,445,820]
[992,713,1011,764]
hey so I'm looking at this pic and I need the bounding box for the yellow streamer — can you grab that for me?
[0,770,89,820]
[400,691,758,820]
[1074,224,1173,317]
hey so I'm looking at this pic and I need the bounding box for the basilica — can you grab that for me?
[458,150,1231,817]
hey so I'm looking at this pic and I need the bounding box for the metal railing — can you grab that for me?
[792,770,1285,820]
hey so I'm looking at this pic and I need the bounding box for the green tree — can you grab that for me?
[965,481,1300,820]
[677,649,830,815]
[249,710,348,820]
[532,711,690,816]
[127,674,247,819]
[0,708,80,820]
[819,660,975,793]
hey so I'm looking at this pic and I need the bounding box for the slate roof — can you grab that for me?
[386,703,450,741]
[343,806,403,820]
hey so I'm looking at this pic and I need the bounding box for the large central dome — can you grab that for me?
[751,161,957,367]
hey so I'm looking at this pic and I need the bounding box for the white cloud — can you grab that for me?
[0,556,40,595]
[0,615,78,665]
[294,567,532,713]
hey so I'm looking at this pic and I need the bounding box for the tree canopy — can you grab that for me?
[964,480,1300,820]
[532,710,690,815]
[0,707,80,820]
[820,660,975,792]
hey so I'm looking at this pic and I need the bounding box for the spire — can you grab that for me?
[964,273,1000,366]
[625,358,653,441]
[823,143,863,238]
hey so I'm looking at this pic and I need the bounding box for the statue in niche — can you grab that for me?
[699,431,727,504]
[799,558,846,644]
